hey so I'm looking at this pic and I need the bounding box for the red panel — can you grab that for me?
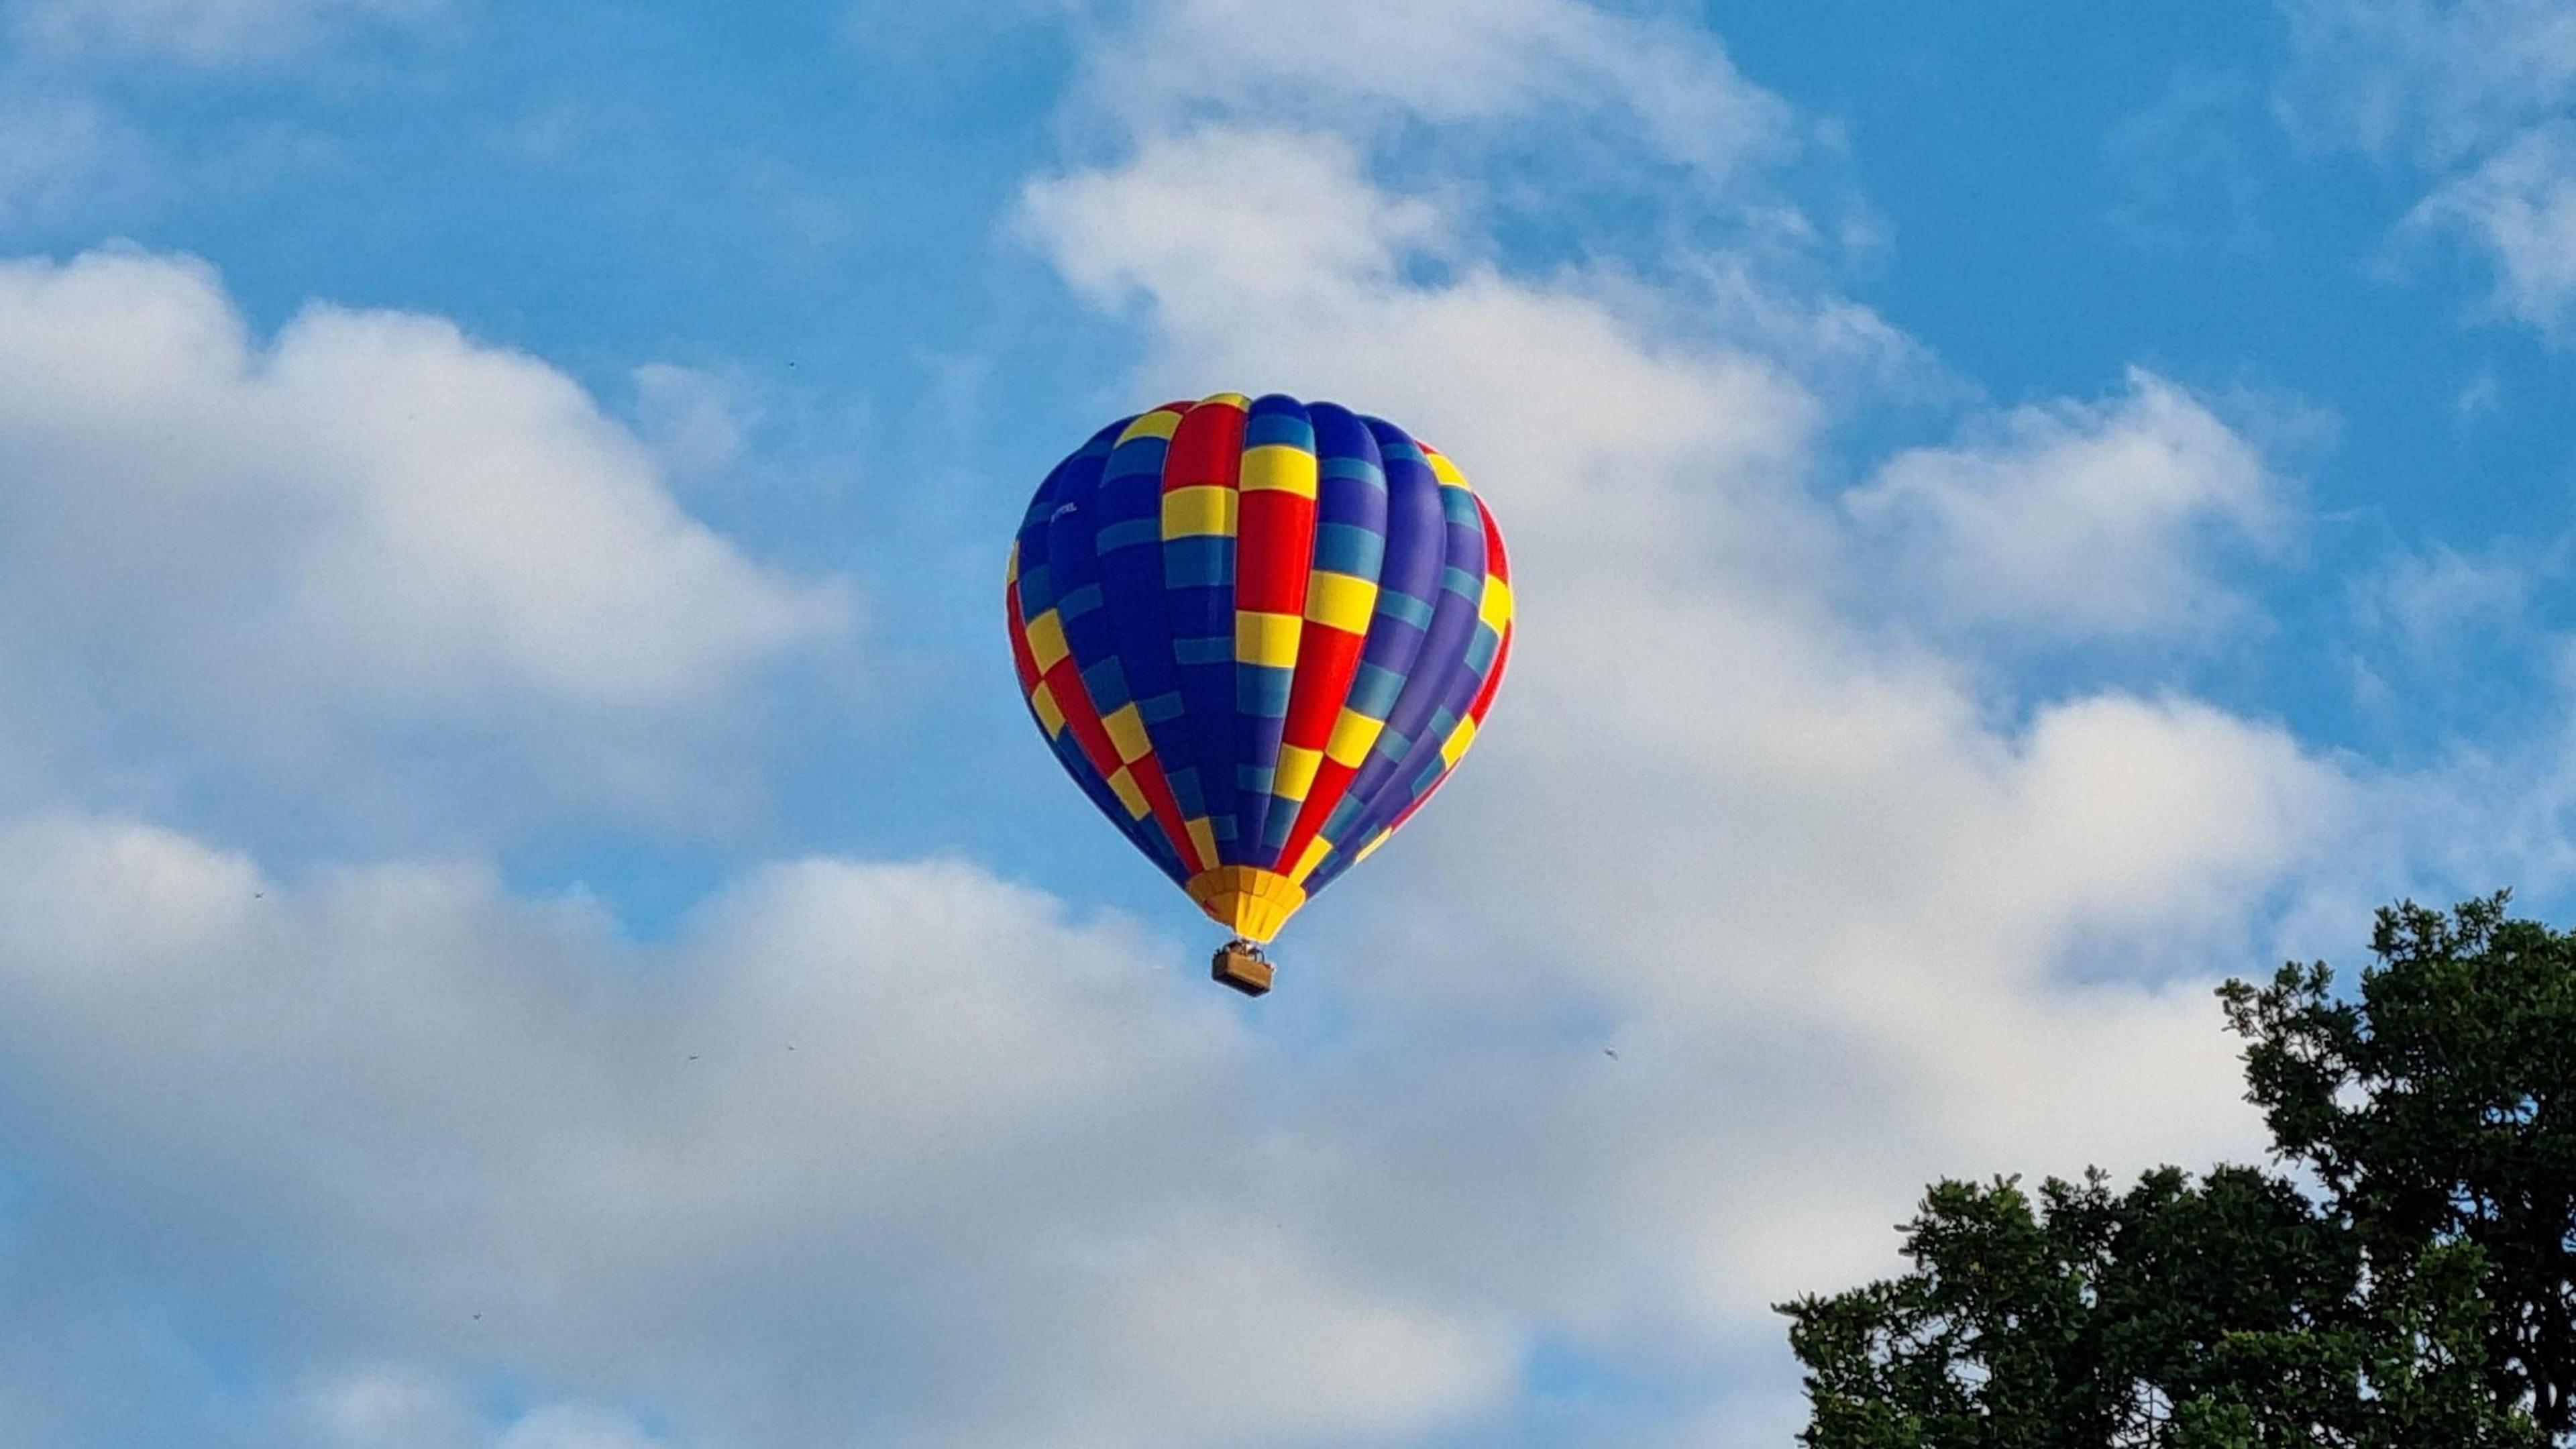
[1277,625,1364,749]
[1234,488,1315,614]
[1163,398,1246,494]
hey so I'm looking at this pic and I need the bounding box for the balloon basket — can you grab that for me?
[1212,941,1273,997]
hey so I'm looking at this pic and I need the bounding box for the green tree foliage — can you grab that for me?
[2226,894,2576,1439]
[1780,893,2576,1447]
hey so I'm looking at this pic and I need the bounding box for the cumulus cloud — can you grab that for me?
[1069,0,1791,186]
[0,3,2422,1445]
[0,170,2355,1438]
[1020,76,2353,1428]
[0,248,851,837]
[1024,125,1824,590]
[7,0,441,65]
[1845,368,2287,644]
[1046,0,1916,423]
[0,734,2344,1446]
[0,814,1512,1449]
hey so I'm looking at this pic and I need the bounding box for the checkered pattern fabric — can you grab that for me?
[1008,394,1513,942]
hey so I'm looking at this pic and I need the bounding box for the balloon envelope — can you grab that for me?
[1007,394,1512,945]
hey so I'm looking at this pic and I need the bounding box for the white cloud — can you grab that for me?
[299,1368,488,1449]
[1044,0,1908,401]
[1070,0,1791,186]
[0,89,150,227]
[0,248,851,837]
[1024,126,1825,592]
[299,1371,660,1449]
[1034,128,1451,314]
[1845,368,2287,644]
[2410,121,2576,334]
[2279,0,2576,162]
[7,0,441,65]
[0,727,2345,1448]
[630,361,755,484]
[490,1408,664,1449]
[0,221,2365,1436]
[0,0,439,229]
[1020,91,2354,1430]
[0,813,1513,1449]
[2282,0,2576,335]
[0,4,2442,1445]
[2361,541,2528,646]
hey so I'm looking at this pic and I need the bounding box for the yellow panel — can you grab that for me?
[1438,714,1477,767]
[1236,610,1303,668]
[1238,443,1319,498]
[1101,702,1151,763]
[1353,828,1391,864]
[1005,539,1018,584]
[1185,816,1220,868]
[1025,609,1070,672]
[1118,409,1184,443]
[1424,449,1471,490]
[1302,570,1378,634]
[1273,745,1323,802]
[1479,575,1513,631]
[1106,767,1149,818]
[1324,706,1384,767]
[1183,865,1309,945]
[1031,682,1067,736]
[1288,835,1335,885]
[1161,484,1237,539]
[1197,391,1250,411]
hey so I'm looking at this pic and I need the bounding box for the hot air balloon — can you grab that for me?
[1006,393,1513,996]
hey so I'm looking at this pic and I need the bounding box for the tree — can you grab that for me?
[1781,893,2576,1447]
[2225,893,2576,1438]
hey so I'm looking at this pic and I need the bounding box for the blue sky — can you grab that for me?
[4,1,2576,1446]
